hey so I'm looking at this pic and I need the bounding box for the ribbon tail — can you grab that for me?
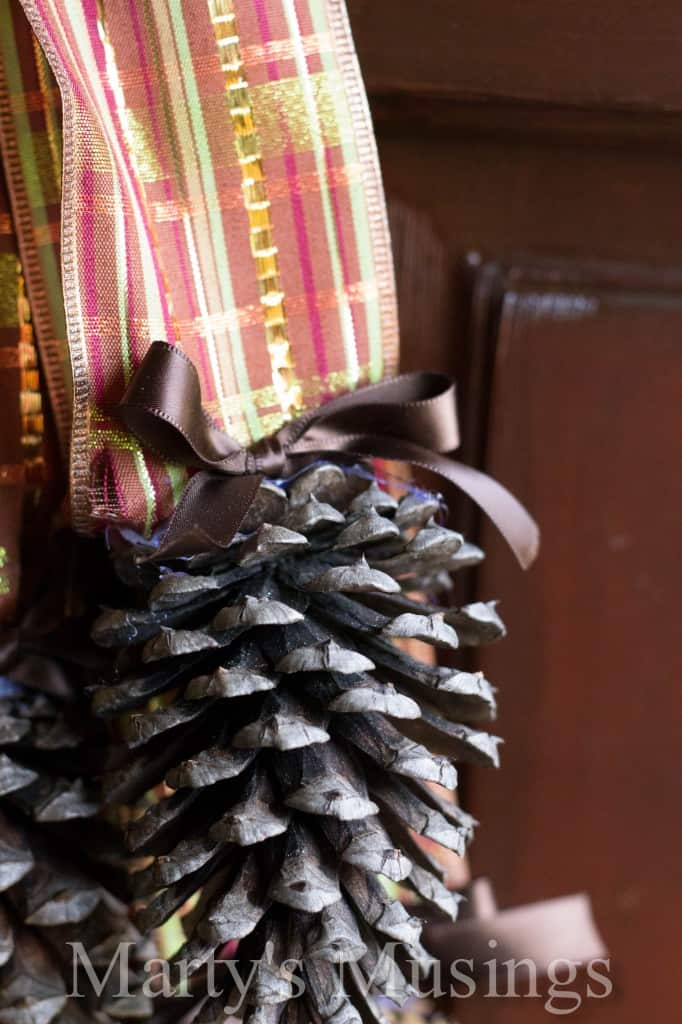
[425,879,606,973]
[147,471,263,561]
[429,453,540,570]
[324,438,539,569]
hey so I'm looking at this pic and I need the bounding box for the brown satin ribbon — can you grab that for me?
[425,878,607,978]
[118,342,540,565]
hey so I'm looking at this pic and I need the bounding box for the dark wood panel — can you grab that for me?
[372,97,682,152]
[379,134,682,273]
[348,6,682,1019]
[461,262,682,1021]
[349,0,682,108]
[377,129,682,385]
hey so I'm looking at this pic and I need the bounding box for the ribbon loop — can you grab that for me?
[116,342,539,568]
[118,342,246,469]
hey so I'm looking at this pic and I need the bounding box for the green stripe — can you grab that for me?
[151,2,226,405]
[281,0,359,388]
[0,6,69,396]
[167,0,262,439]
[167,463,188,507]
[142,1,187,203]
[34,43,62,168]
[112,174,132,385]
[141,2,196,505]
[308,1,383,382]
[132,448,158,537]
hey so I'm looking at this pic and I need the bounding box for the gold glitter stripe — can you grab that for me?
[0,39,71,456]
[241,32,333,67]
[0,545,11,597]
[151,163,362,222]
[0,253,19,325]
[90,360,374,458]
[208,0,302,418]
[249,72,347,153]
[89,358,372,459]
[16,263,44,465]
[176,277,377,334]
[103,72,346,183]
[8,85,60,115]
[76,276,376,341]
[32,33,62,191]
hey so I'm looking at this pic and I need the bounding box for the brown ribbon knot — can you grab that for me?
[117,342,539,566]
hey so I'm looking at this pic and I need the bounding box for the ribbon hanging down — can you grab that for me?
[118,342,539,568]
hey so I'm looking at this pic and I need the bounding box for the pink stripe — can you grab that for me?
[253,0,329,388]
[82,0,174,343]
[126,0,213,398]
[80,166,106,403]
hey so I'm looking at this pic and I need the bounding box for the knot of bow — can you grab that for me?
[117,342,539,566]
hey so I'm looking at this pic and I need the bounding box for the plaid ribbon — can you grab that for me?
[0,2,67,455]
[0,157,47,619]
[8,0,398,536]
[0,166,24,619]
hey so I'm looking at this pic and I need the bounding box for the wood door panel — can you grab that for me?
[378,130,682,301]
[462,261,682,1021]
[348,0,682,107]
[347,6,682,1018]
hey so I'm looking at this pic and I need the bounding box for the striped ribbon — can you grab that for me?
[0,159,45,619]
[0,2,68,456]
[5,0,398,535]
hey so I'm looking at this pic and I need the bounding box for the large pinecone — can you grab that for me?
[0,540,152,1024]
[91,463,506,1023]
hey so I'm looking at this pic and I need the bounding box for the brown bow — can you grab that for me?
[117,342,539,566]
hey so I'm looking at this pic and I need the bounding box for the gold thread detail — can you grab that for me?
[0,547,10,597]
[208,0,303,418]
[16,261,45,468]
[0,33,71,459]
[32,32,62,191]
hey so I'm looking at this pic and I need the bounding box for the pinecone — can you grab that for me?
[91,463,506,1023]
[0,537,153,1024]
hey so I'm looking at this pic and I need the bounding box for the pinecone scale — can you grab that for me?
[0,539,154,1024]
[91,464,506,1023]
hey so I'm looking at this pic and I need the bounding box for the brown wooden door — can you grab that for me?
[348,3,682,1020]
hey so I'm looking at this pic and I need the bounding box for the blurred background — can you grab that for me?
[347,1,682,1020]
